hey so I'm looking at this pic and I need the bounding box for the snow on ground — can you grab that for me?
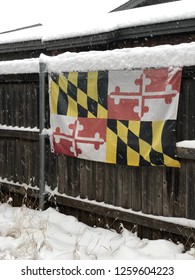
[0,203,194,260]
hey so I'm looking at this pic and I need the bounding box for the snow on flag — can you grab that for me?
[49,68,182,167]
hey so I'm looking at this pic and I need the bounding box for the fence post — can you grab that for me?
[39,62,46,210]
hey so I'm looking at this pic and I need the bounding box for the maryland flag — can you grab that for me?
[49,68,182,167]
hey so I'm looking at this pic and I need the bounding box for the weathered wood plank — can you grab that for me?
[0,74,39,83]
[152,167,163,215]
[3,141,8,180]
[10,85,15,126]
[49,152,58,191]
[86,160,95,201]
[95,162,105,202]
[79,159,87,199]
[14,85,20,127]
[174,161,187,218]
[0,85,3,124]
[6,140,12,181]
[65,157,80,197]
[32,141,39,187]
[0,80,39,128]
[57,154,67,194]
[115,164,123,207]
[142,166,150,214]
[186,79,195,140]
[0,130,39,141]
[0,139,3,179]
[121,165,132,209]
[54,194,195,239]
[177,147,195,160]
[141,167,163,216]
[24,140,31,185]
[163,168,175,217]
[16,139,22,184]
[32,85,39,128]
[6,84,11,126]
[23,83,29,127]
[131,167,142,211]
[186,159,195,219]
[177,79,195,141]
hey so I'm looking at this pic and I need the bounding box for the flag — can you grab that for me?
[49,68,182,167]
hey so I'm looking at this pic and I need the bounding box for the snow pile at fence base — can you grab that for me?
[0,203,194,260]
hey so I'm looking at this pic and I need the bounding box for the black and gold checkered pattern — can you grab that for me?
[106,119,179,167]
[50,71,108,119]
[49,70,180,167]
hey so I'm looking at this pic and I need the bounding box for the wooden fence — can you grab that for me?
[0,68,195,246]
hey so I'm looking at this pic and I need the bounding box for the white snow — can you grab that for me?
[177,140,195,149]
[0,0,127,35]
[0,177,39,191]
[0,0,195,44]
[0,58,39,74]
[0,25,43,44]
[1,42,195,75]
[0,125,39,132]
[0,203,194,260]
[41,42,195,72]
[43,0,195,42]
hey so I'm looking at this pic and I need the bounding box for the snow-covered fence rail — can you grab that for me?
[0,58,195,245]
